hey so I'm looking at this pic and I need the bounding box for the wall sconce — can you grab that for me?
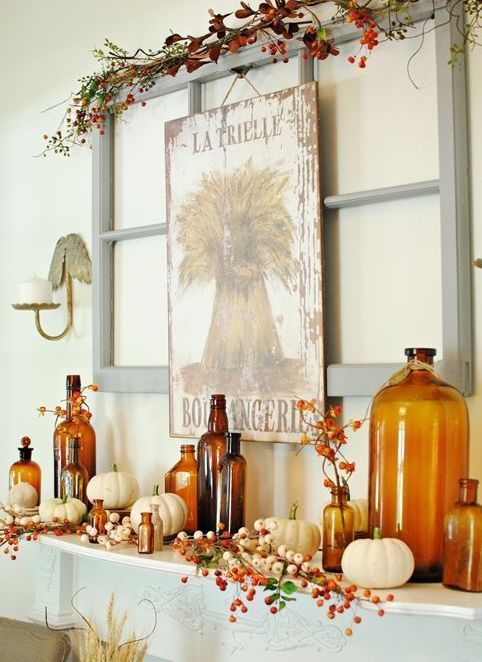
[12,233,92,341]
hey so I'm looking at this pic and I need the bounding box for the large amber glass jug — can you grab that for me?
[53,375,96,497]
[165,444,198,534]
[368,348,469,581]
[443,478,482,592]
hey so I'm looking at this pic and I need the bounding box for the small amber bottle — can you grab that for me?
[138,512,154,554]
[217,432,246,534]
[322,485,354,573]
[443,478,482,592]
[88,499,108,543]
[197,395,228,532]
[9,436,41,505]
[60,437,89,506]
[165,444,198,534]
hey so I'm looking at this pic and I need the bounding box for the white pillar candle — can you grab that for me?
[19,275,52,304]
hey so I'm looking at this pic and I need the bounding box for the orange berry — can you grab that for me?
[377,608,385,617]
[386,593,394,601]
[345,628,353,637]
[353,615,362,624]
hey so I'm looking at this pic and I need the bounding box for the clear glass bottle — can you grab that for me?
[60,437,89,506]
[217,432,246,533]
[138,512,154,554]
[151,503,163,552]
[165,444,198,534]
[53,375,96,497]
[322,485,354,573]
[9,436,41,505]
[197,394,228,532]
[443,478,482,592]
[368,348,469,581]
[88,499,108,544]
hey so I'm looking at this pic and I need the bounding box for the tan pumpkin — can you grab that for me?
[321,498,368,534]
[341,528,415,588]
[264,503,321,557]
[130,486,187,536]
[39,496,86,525]
[87,464,139,509]
[8,482,38,508]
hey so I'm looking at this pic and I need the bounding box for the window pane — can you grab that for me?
[113,235,167,366]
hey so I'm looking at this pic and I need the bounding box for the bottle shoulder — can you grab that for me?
[372,373,466,406]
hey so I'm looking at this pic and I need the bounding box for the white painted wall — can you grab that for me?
[0,1,481,647]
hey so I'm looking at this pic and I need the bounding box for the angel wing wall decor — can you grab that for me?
[12,233,92,341]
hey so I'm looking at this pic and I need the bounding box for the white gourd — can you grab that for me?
[7,482,38,508]
[341,528,415,588]
[264,504,321,557]
[86,464,139,509]
[39,496,87,525]
[130,486,187,536]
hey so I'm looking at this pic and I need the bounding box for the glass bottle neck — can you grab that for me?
[459,479,478,505]
[68,442,80,465]
[208,408,228,433]
[330,487,348,506]
[180,445,195,458]
[406,349,435,365]
[141,512,153,524]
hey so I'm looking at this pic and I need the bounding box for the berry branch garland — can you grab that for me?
[42,0,481,156]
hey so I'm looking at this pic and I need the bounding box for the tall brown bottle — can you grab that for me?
[165,444,198,534]
[9,436,41,505]
[368,347,469,581]
[217,432,246,534]
[197,394,228,532]
[53,375,96,497]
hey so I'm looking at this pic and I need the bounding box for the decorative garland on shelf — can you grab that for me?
[42,0,481,156]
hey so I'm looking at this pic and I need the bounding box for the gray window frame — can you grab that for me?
[92,1,473,396]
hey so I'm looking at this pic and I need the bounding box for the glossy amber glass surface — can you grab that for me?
[9,459,41,505]
[138,512,154,554]
[322,486,354,572]
[197,395,228,532]
[88,499,108,543]
[368,355,469,581]
[165,445,198,534]
[60,440,89,506]
[217,434,246,533]
[443,479,482,592]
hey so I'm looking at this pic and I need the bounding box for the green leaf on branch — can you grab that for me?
[264,577,278,591]
[281,581,297,595]
[279,600,286,611]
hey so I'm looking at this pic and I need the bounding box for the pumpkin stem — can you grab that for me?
[112,464,118,472]
[289,502,299,520]
[62,495,68,505]
[152,485,160,497]
[373,527,382,540]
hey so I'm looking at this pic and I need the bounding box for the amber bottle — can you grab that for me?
[88,499,108,543]
[60,437,89,506]
[151,503,163,552]
[197,394,228,532]
[322,486,354,572]
[368,347,469,582]
[138,512,154,554]
[217,432,246,534]
[443,479,482,592]
[165,444,198,534]
[53,375,96,497]
[9,436,41,505]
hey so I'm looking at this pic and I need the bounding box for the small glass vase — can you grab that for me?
[88,499,108,544]
[138,512,154,554]
[322,485,354,572]
[443,478,482,592]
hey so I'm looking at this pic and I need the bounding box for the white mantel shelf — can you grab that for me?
[39,534,482,621]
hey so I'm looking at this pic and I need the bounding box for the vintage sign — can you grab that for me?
[166,82,323,442]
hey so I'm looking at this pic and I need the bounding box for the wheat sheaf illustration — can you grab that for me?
[177,160,297,372]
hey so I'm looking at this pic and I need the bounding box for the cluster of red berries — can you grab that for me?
[0,523,47,560]
[260,40,289,64]
[360,27,379,51]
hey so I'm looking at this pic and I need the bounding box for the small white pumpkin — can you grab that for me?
[320,498,368,534]
[341,528,415,588]
[86,464,139,509]
[130,486,187,536]
[39,496,87,525]
[264,503,321,557]
[7,482,38,508]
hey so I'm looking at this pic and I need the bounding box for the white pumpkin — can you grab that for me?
[130,486,188,536]
[341,528,415,588]
[264,503,321,557]
[87,464,139,509]
[8,482,38,508]
[320,498,368,534]
[39,496,87,525]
